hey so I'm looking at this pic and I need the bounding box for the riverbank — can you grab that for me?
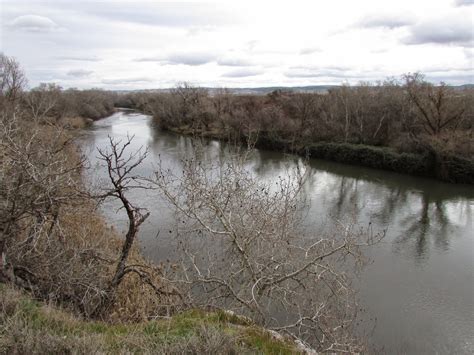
[164,124,474,184]
[0,285,305,354]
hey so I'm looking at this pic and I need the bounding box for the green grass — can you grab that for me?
[0,285,300,354]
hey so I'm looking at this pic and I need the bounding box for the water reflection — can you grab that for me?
[81,111,474,354]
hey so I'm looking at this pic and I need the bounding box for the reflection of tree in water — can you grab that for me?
[315,169,467,263]
[375,187,407,224]
[394,194,454,261]
[324,175,365,223]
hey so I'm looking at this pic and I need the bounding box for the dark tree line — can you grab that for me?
[118,77,473,161]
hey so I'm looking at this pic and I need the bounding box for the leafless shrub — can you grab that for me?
[91,135,183,318]
[23,83,62,122]
[404,73,470,136]
[153,149,384,352]
[0,53,27,104]
[0,111,83,283]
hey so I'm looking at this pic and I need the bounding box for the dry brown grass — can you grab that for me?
[0,285,300,354]
[8,201,180,322]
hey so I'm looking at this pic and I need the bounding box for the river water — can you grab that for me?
[80,111,474,354]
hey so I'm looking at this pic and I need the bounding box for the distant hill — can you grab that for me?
[454,84,474,89]
[217,85,338,95]
[114,84,472,95]
[114,85,339,95]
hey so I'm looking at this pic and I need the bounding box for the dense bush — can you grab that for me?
[307,142,431,176]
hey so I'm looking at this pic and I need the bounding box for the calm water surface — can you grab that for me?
[81,111,474,354]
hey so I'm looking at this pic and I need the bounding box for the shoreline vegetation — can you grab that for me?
[117,78,472,184]
[164,124,474,184]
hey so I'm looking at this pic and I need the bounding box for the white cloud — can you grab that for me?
[8,14,59,32]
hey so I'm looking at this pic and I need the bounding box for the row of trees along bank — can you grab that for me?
[118,78,474,184]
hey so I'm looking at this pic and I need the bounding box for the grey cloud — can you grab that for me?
[217,57,253,67]
[84,3,240,27]
[134,56,164,62]
[28,69,60,83]
[403,16,473,46]
[166,52,216,66]
[102,77,153,85]
[284,68,358,79]
[357,13,415,29]
[289,65,351,72]
[187,25,216,36]
[299,47,322,55]
[245,40,259,51]
[67,69,94,77]
[464,48,474,59]
[135,52,216,65]
[56,55,101,62]
[8,14,59,32]
[454,0,474,6]
[222,68,264,78]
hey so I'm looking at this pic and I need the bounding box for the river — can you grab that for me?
[80,110,474,354]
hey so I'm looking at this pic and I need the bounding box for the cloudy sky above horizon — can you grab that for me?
[1,0,473,89]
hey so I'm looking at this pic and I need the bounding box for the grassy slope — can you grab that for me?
[0,285,300,354]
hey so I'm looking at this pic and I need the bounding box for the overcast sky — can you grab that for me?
[1,0,473,89]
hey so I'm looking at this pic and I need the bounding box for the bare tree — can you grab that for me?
[23,83,62,121]
[93,135,182,316]
[0,53,27,104]
[404,73,467,136]
[171,82,208,128]
[153,150,384,352]
[96,136,150,286]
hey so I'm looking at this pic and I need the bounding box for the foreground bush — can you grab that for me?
[0,54,178,322]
